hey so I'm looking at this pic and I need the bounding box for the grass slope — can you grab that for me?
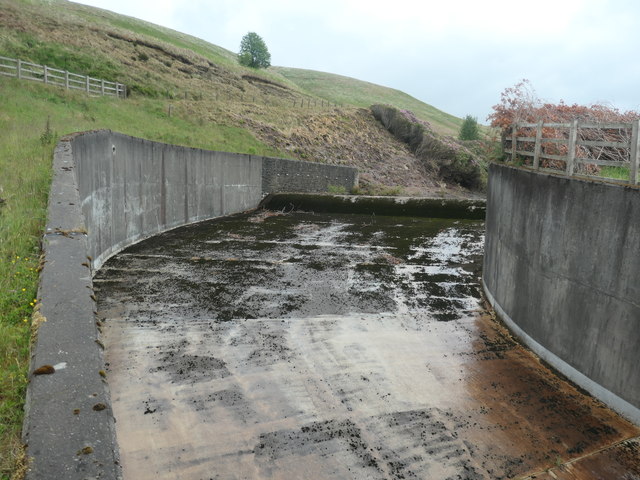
[274,67,462,135]
[0,1,468,476]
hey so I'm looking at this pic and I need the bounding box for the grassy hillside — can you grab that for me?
[0,1,473,477]
[274,67,462,135]
[0,0,459,133]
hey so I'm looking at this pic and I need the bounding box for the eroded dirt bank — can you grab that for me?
[95,211,639,480]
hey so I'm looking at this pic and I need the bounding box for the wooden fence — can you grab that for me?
[0,55,126,98]
[509,120,640,185]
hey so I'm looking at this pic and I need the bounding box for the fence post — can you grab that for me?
[566,119,578,176]
[630,118,640,185]
[511,123,517,163]
[101,80,105,95]
[85,75,90,93]
[533,120,543,170]
[65,71,69,89]
[17,59,21,79]
[44,65,48,84]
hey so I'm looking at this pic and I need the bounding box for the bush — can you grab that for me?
[458,115,479,141]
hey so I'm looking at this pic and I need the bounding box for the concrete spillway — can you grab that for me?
[95,210,639,480]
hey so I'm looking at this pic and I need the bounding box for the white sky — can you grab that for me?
[76,0,640,123]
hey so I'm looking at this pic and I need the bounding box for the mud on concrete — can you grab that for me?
[95,210,639,480]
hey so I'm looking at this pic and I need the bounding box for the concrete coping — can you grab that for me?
[23,136,121,479]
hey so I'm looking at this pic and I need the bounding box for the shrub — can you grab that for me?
[458,115,480,141]
[488,79,640,168]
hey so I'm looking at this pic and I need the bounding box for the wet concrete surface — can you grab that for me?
[95,210,640,480]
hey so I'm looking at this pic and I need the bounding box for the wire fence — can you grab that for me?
[0,55,126,98]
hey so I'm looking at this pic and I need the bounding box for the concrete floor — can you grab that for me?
[95,210,640,480]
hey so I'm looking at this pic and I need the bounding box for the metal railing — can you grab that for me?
[0,55,126,98]
[508,120,639,184]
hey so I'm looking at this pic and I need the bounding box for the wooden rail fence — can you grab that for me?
[0,55,126,98]
[509,120,639,185]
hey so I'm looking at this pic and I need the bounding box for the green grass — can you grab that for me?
[599,166,630,181]
[273,67,463,135]
[66,2,305,92]
[0,29,123,81]
[0,77,288,479]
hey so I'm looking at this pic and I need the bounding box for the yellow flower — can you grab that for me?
[21,288,26,292]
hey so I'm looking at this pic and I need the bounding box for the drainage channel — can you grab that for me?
[94,210,639,480]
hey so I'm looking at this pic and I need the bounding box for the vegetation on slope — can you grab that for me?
[274,67,463,135]
[371,105,486,190]
[0,1,481,477]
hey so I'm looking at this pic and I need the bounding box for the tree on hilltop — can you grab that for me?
[238,32,271,69]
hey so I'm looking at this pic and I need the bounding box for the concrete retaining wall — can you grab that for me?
[262,157,358,195]
[24,130,358,479]
[72,131,263,269]
[483,163,640,424]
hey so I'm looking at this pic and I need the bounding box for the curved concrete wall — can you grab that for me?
[483,163,640,425]
[72,131,262,268]
[71,131,358,269]
[24,130,358,479]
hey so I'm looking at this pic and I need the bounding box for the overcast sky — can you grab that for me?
[76,0,640,123]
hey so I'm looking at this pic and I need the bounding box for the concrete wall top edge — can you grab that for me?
[71,129,357,174]
[492,162,640,192]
